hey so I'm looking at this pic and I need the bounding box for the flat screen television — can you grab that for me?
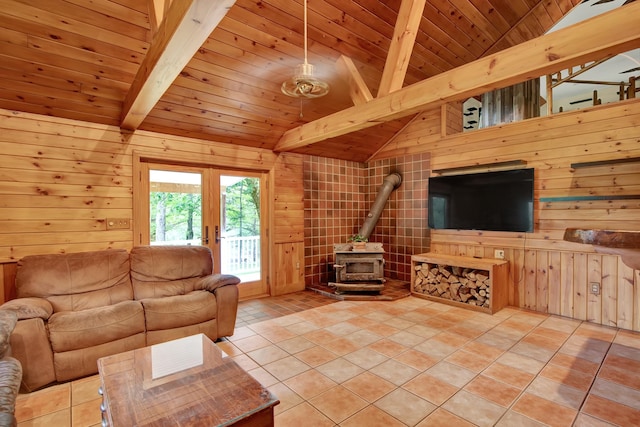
[428,168,534,232]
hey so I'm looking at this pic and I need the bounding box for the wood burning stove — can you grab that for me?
[331,243,386,293]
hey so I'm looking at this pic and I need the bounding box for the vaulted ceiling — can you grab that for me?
[0,0,590,161]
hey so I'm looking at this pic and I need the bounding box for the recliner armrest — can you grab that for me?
[197,274,241,292]
[0,298,53,321]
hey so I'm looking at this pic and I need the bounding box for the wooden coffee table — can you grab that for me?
[97,334,279,426]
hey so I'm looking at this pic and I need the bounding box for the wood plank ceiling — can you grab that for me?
[0,0,585,162]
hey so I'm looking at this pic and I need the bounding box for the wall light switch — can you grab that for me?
[107,218,130,230]
[494,250,505,259]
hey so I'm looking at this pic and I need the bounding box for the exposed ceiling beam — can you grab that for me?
[148,0,172,33]
[121,0,236,130]
[335,55,373,105]
[377,0,427,97]
[274,2,640,152]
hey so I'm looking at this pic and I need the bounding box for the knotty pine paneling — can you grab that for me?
[374,98,640,331]
[0,108,303,302]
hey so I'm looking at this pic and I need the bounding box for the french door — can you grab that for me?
[138,162,268,300]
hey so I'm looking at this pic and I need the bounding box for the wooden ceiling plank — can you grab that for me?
[120,0,236,130]
[378,0,427,97]
[274,2,640,152]
[335,55,373,105]
[63,0,151,29]
[0,0,149,53]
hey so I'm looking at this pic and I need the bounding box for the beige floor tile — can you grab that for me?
[572,412,618,427]
[248,366,280,387]
[71,398,101,427]
[526,376,587,410]
[369,359,420,386]
[426,361,476,388]
[549,352,600,375]
[16,294,640,427]
[294,345,339,367]
[388,330,427,347]
[464,375,521,407]
[262,356,310,381]
[495,351,545,375]
[321,336,360,356]
[316,357,364,383]
[374,388,436,426]
[393,348,437,371]
[231,334,272,353]
[267,382,304,416]
[303,328,340,345]
[539,363,595,391]
[309,385,368,423]
[446,349,493,372]
[367,338,408,357]
[258,326,299,343]
[495,410,547,426]
[362,322,400,337]
[416,408,476,427]
[581,394,640,426]
[283,370,337,400]
[462,340,505,361]
[274,402,334,427]
[247,344,290,365]
[230,353,260,371]
[284,320,320,336]
[512,393,578,427]
[403,373,458,405]
[342,372,396,403]
[442,390,507,427]
[343,347,388,370]
[590,377,640,411]
[482,362,535,389]
[345,329,382,347]
[340,405,406,427]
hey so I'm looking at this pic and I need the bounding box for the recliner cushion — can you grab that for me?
[140,291,216,331]
[48,300,145,353]
[130,246,214,299]
[16,249,133,312]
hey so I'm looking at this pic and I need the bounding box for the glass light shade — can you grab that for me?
[281,63,329,98]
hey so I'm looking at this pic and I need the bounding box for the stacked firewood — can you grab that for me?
[413,263,490,308]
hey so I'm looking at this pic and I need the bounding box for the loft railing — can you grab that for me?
[151,235,260,279]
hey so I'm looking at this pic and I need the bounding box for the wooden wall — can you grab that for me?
[374,98,640,331]
[0,108,304,301]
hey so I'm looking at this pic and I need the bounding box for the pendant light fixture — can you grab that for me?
[281,0,329,98]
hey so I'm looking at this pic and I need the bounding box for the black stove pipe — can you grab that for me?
[357,173,402,240]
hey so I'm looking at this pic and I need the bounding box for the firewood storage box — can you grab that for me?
[411,253,509,314]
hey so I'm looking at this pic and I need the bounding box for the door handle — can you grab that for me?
[215,225,220,244]
[204,226,209,244]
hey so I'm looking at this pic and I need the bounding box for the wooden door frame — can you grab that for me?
[132,152,272,299]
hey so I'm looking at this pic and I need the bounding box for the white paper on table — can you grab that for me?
[151,334,204,379]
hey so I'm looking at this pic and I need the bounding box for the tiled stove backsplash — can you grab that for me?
[303,154,431,286]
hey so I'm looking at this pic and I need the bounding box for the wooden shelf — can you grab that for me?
[411,253,509,314]
[570,156,640,169]
[432,160,526,175]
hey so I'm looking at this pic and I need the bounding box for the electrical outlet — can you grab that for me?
[106,218,130,230]
[494,249,505,259]
[590,282,600,295]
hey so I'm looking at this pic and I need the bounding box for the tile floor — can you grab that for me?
[15,291,640,426]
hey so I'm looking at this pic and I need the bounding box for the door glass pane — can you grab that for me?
[221,175,260,282]
[150,170,202,245]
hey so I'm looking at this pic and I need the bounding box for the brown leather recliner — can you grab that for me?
[0,246,240,392]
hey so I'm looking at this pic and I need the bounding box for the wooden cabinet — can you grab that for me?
[411,253,509,314]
